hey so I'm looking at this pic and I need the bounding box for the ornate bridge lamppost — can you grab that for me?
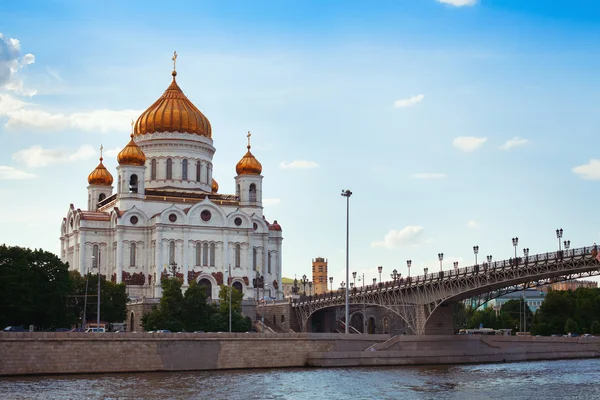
[523,248,530,258]
[564,240,571,256]
[512,237,519,262]
[556,228,563,251]
[352,271,357,288]
[423,267,428,277]
[473,245,479,265]
[292,276,299,296]
[487,255,492,264]
[407,260,412,279]
[453,261,459,270]
[308,281,313,297]
[372,278,376,288]
[329,276,333,292]
[301,274,308,296]
[390,269,399,283]
[377,266,383,285]
[438,253,444,271]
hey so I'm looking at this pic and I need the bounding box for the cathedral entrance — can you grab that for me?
[232,281,243,293]
[198,279,212,300]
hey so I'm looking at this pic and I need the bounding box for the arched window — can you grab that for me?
[253,248,257,271]
[202,243,209,266]
[182,159,188,180]
[92,245,99,270]
[129,174,138,193]
[169,241,175,264]
[196,161,201,182]
[268,252,272,274]
[236,184,240,197]
[235,244,241,268]
[166,158,172,180]
[151,159,157,180]
[195,243,201,266]
[98,193,106,202]
[249,183,256,202]
[210,243,215,266]
[130,243,136,267]
[383,317,390,334]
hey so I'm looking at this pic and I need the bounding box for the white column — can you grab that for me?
[263,235,268,276]
[78,231,86,275]
[277,239,283,299]
[183,230,189,286]
[116,229,123,283]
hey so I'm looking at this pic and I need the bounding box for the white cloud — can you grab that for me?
[499,137,530,150]
[103,147,122,158]
[13,145,96,168]
[393,94,424,108]
[413,173,447,179]
[263,198,281,206]
[466,220,480,229]
[371,226,425,249]
[0,33,36,96]
[280,160,319,169]
[572,159,600,180]
[0,166,36,180]
[436,0,477,6]
[452,136,487,152]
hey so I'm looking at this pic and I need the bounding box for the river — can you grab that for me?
[1,359,598,399]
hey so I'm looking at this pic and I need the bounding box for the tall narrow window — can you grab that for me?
[169,241,175,264]
[210,243,215,266]
[268,252,272,274]
[92,245,99,269]
[129,174,138,193]
[166,158,173,180]
[182,159,188,180]
[253,248,257,271]
[235,244,241,268]
[195,243,201,266]
[130,243,136,267]
[196,161,201,182]
[151,159,157,180]
[236,184,240,197]
[203,242,209,266]
[249,183,257,202]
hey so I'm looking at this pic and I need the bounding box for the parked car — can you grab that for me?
[55,328,71,332]
[155,330,171,333]
[3,326,27,332]
[85,327,106,333]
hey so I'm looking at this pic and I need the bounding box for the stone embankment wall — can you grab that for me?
[0,332,388,376]
[308,335,600,367]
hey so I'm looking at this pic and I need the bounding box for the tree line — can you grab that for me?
[456,287,600,335]
[141,278,252,332]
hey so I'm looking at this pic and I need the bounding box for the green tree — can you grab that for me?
[500,299,533,332]
[591,321,600,335]
[158,278,185,332]
[141,306,163,331]
[183,280,218,332]
[0,245,73,330]
[218,285,243,314]
[565,318,579,334]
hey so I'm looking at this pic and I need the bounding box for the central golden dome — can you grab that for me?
[134,70,212,138]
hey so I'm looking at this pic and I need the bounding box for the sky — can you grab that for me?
[1,0,599,287]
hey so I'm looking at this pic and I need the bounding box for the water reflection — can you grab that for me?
[1,359,598,400]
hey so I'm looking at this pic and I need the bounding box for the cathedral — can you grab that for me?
[59,56,283,302]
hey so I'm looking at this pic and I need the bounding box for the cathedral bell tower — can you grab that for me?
[116,127,147,197]
[235,132,263,207]
[87,146,114,210]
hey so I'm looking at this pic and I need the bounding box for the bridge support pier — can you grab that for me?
[422,303,455,335]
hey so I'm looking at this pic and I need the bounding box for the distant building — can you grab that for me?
[483,289,546,313]
[541,280,598,292]
[312,257,328,295]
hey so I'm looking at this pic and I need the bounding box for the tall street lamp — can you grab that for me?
[512,237,519,263]
[352,271,357,288]
[564,240,571,255]
[83,261,92,331]
[301,274,308,296]
[308,281,313,297]
[424,267,428,276]
[487,255,492,264]
[341,189,352,335]
[377,266,383,284]
[96,250,101,332]
[556,228,563,251]
[473,245,479,265]
[407,260,412,279]
[390,269,398,282]
[438,253,444,271]
[329,276,333,292]
[372,278,376,287]
[523,248,530,258]
[453,261,459,270]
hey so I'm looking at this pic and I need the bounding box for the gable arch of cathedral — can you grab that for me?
[158,205,187,225]
[226,210,252,229]
[121,206,149,227]
[187,198,227,226]
[250,215,268,233]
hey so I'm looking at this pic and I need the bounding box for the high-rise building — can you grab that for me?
[312,257,328,295]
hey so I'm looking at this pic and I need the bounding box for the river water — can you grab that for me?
[1,359,598,400]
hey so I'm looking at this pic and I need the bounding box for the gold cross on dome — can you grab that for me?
[131,119,134,134]
[172,51,177,72]
[100,144,103,159]
[247,131,251,148]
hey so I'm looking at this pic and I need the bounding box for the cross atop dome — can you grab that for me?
[172,50,177,77]
[247,131,251,149]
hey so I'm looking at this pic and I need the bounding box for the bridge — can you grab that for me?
[292,245,600,335]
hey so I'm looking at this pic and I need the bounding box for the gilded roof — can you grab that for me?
[118,134,146,166]
[88,157,113,186]
[134,71,212,138]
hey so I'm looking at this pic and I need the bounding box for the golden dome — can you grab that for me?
[235,132,262,175]
[134,70,211,138]
[211,178,219,193]
[118,134,146,166]
[88,157,113,186]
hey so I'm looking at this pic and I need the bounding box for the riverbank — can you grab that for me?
[1,332,599,376]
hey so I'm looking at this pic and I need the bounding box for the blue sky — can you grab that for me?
[1,0,599,286]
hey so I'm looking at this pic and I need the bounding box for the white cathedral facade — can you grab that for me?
[59,64,283,301]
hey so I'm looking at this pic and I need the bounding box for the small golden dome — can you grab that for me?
[211,178,219,193]
[118,134,146,166]
[88,157,113,186]
[134,69,211,137]
[235,132,262,175]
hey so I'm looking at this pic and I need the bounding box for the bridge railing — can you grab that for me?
[291,246,598,305]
